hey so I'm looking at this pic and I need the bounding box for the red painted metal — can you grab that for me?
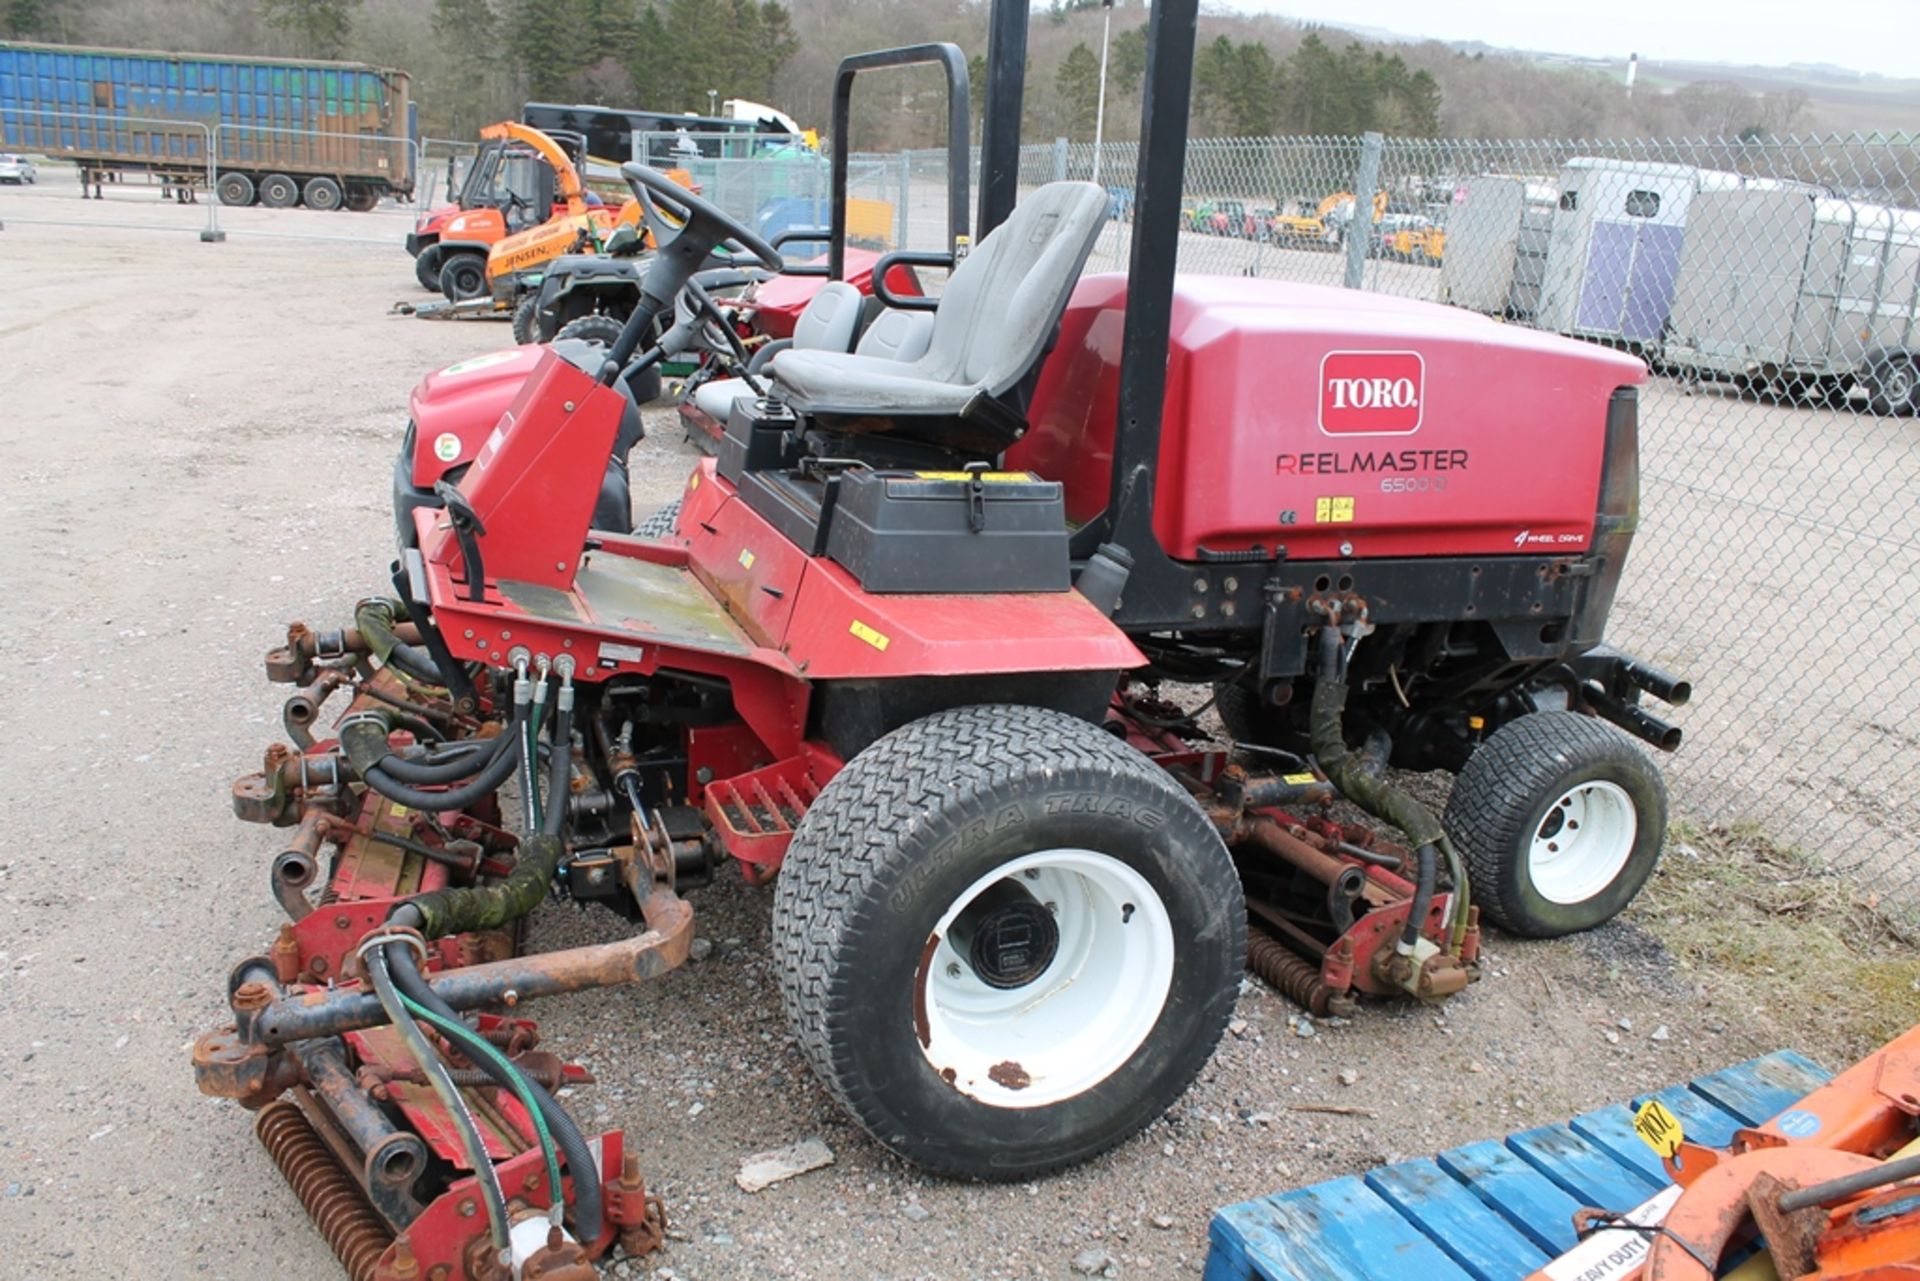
[701,742,842,871]
[1006,273,1647,560]
[431,351,622,593]
[748,247,920,338]
[408,345,549,489]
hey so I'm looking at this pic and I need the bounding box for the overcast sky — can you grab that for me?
[1215,1,1919,80]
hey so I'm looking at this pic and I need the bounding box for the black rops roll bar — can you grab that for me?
[828,43,970,283]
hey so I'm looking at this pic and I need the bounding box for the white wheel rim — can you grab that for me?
[1527,780,1638,905]
[918,849,1175,1109]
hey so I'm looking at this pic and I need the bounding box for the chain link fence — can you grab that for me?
[866,131,1920,908]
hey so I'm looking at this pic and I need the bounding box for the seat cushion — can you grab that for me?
[855,308,935,362]
[792,280,863,352]
[768,349,977,416]
[768,181,1108,418]
[692,376,752,421]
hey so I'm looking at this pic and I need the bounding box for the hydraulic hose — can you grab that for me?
[385,948,603,1243]
[543,682,574,839]
[1309,624,1457,954]
[358,702,529,813]
[355,598,446,686]
[365,942,511,1259]
[374,737,503,785]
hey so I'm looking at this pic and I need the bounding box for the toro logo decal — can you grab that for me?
[1319,351,1424,436]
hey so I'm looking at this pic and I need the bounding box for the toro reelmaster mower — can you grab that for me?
[193,7,1690,1278]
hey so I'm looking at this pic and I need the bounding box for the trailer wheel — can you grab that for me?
[258,173,299,209]
[215,172,255,206]
[1444,711,1667,939]
[1864,354,1919,417]
[633,499,681,540]
[302,176,343,212]
[511,295,542,345]
[774,704,1244,1180]
[439,253,488,303]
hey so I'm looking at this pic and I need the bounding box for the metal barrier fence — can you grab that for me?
[873,132,1920,907]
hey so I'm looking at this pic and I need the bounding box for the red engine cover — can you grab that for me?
[749,247,921,339]
[1008,274,1647,561]
[408,347,549,489]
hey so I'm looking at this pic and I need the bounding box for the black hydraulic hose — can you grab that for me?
[542,689,573,839]
[355,598,447,685]
[375,735,508,785]
[383,943,604,1243]
[1309,624,1452,954]
[366,942,512,1255]
[1405,842,1439,951]
[359,702,529,813]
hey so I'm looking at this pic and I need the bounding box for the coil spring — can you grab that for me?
[1246,932,1349,1018]
[255,1099,393,1281]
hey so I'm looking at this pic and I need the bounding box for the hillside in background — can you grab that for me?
[5,0,1918,145]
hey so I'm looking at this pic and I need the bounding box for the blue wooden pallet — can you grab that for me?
[1206,1050,1831,1281]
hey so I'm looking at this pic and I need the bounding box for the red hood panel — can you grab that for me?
[407,346,546,488]
[1011,274,1648,560]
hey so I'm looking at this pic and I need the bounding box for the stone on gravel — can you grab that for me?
[1151,1213,1175,1230]
[689,937,714,963]
[902,1201,932,1222]
[1337,1069,1358,1087]
[735,1137,835,1192]
[1072,1247,1116,1276]
[1651,1024,1671,1042]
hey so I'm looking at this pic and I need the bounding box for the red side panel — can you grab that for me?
[674,462,1143,679]
[408,346,548,488]
[438,351,620,591]
[1010,274,1648,561]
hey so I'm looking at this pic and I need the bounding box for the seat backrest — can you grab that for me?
[792,280,863,352]
[854,308,935,363]
[920,180,1109,394]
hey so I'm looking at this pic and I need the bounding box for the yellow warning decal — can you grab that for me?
[1632,1098,1684,1158]
[849,620,891,651]
[911,471,1034,482]
[1315,496,1356,524]
[1282,772,1318,786]
[738,548,756,570]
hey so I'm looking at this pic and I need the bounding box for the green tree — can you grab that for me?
[430,0,505,135]
[261,0,360,58]
[1056,41,1100,138]
[1109,24,1147,95]
[507,0,597,100]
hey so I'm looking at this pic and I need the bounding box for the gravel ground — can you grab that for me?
[0,179,1860,1281]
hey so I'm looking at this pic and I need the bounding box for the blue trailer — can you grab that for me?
[0,41,413,210]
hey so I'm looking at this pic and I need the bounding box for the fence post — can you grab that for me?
[201,123,225,242]
[1343,130,1383,290]
[896,151,911,248]
[1053,137,1069,182]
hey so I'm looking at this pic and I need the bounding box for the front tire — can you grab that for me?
[773,704,1245,1180]
[439,252,488,303]
[413,250,442,292]
[1864,354,1918,417]
[553,313,625,346]
[511,294,541,345]
[1444,711,1667,938]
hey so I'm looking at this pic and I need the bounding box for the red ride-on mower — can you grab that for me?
[195,12,1691,1277]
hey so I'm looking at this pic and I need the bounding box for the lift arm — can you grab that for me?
[479,120,590,217]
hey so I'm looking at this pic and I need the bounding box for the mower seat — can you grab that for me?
[766,181,1108,448]
[691,281,933,422]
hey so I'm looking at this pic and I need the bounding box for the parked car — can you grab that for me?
[0,153,37,184]
[1191,198,1250,236]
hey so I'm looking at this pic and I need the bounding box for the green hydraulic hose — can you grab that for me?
[399,992,563,1220]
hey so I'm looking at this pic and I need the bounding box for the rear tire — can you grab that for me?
[773,704,1245,1180]
[302,176,343,211]
[439,252,488,303]
[633,499,682,539]
[344,185,379,212]
[511,294,541,345]
[1444,711,1667,938]
[216,172,255,206]
[258,173,299,209]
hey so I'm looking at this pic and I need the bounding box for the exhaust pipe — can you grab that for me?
[1617,657,1691,707]
[1583,681,1683,751]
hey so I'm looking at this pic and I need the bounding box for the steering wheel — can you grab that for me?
[681,278,765,394]
[622,162,783,279]
[600,163,785,378]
